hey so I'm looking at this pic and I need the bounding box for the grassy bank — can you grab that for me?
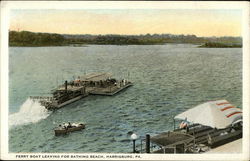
[199,42,242,48]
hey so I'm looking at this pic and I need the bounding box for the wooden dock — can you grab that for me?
[139,123,242,154]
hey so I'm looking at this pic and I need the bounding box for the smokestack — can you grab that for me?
[65,81,67,93]
[145,134,150,153]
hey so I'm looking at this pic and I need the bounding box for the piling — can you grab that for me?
[146,134,150,153]
[65,81,68,93]
[133,140,136,153]
[173,119,176,130]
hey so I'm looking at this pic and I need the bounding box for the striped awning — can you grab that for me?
[174,100,242,129]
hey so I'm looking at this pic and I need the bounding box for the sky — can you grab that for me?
[9,9,242,37]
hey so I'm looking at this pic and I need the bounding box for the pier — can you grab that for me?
[137,123,242,154]
[134,100,242,154]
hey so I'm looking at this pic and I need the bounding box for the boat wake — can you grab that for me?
[9,98,51,128]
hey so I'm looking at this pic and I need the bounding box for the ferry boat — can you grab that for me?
[30,73,133,110]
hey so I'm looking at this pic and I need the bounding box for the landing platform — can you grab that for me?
[151,131,195,147]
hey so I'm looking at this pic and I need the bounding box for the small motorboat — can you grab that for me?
[54,122,85,136]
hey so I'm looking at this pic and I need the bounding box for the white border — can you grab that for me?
[242,2,250,160]
[1,1,249,160]
[1,1,249,10]
[1,1,10,160]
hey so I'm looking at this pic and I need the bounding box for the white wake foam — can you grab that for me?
[9,98,51,128]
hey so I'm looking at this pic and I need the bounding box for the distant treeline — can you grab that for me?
[9,30,242,47]
[63,33,242,46]
[9,31,66,46]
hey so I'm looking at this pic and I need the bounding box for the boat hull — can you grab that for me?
[54,124,85,136]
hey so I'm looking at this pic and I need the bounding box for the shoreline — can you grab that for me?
[9,44,242,48]
[9,30,242,48]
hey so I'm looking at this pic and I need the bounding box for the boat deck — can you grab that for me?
[87,83,132,96]
[55,85,84,92]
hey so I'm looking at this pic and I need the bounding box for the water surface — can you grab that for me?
[9,44,242,152]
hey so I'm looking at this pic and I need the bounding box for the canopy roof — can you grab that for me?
[79,73,112,82]
[174,100,242,129]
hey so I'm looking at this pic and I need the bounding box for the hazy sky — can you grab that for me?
[9,9,242,37]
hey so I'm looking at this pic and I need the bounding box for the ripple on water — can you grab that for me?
[9,45,242,153]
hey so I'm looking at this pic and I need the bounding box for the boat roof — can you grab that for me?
[54,86,84,92]
[79,73,112,82]
[151,131,194,147]
[174,100,242,129]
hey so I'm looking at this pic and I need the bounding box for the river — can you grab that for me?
[9,44,242,152]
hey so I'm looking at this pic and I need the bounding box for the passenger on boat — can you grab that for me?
[179,120,188,129]
[179,120,189,132]
[122,79,126,86]
[74,77,81,86]
[68,122,72,128]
